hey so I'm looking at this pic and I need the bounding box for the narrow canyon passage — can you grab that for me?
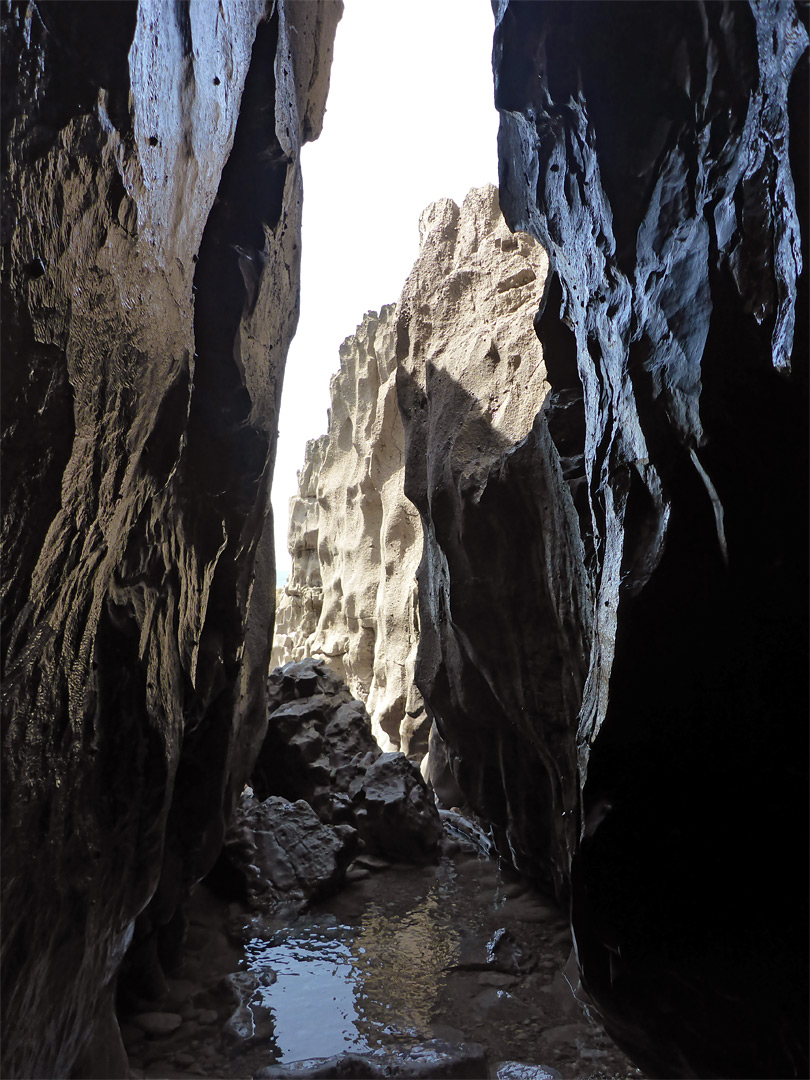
[2,2,807,1078]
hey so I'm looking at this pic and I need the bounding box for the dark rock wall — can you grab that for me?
[0,2,340,1076]
[402,1,807,1077]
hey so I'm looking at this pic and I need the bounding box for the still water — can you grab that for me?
[242,863,463,1061]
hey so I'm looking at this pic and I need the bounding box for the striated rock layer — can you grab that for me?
[0,2,340,1076]
[273,186,550,756]
[403,2,807,1078]
[272,304,426,753]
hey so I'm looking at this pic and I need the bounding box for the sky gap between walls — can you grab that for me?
[272,0,499,581]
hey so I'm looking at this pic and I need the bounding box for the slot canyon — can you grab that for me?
[1,2,807,1079]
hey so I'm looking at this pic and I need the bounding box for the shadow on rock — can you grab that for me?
[208,659,443,913]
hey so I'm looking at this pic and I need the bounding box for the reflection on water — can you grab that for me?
[242,861,462,1063]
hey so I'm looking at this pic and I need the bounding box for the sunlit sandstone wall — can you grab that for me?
[273,185,550,756]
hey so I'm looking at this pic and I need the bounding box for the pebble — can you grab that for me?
[133,1011,183,1037]
[197,1009,219,1025]
[345,866,371,882]
[174,1051,196,1067]
[478,971,517,987]
[354,852,391,870]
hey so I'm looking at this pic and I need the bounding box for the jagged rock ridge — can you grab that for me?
[273,185,550,757]
[0,2,340,1076]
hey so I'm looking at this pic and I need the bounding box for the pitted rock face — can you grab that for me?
[397,186,586,896]
[273,185,551,762]
[272,304,425,754]
[0,2,340,1076]
[445,3,807,1078]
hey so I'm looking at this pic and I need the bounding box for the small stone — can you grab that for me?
[133,1011,183,1037]
[174,1052,196,1067]
[353,852,391,870]
[497,1062,563,1080]
[197,1009,219,1025]
[345,866,371,882]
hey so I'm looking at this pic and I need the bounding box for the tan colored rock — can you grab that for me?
[397,184,550,476]
[273,304,422,752]
[272,435,327,662]
[273,184,549,758]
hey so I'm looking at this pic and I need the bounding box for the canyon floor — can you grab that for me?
[121,831,644,1080]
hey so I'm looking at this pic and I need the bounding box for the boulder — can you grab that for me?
[350,752,444,862]
[253,659,442,862]
[216,794,357,911]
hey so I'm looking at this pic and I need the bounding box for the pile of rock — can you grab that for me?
[212,659,443,910]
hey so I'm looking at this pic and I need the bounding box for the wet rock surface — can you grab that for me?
[254,1039,489,1078]
[436,2,809,1077]
[251,659,442,863]
[217,795,357,912]
[119,832,642,1080]
[1,2,341,1075]
[273,186,550,758]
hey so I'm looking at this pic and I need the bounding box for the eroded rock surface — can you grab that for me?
[217,794,357,912]
[272,306,426,753]
[403,3,808,1078]
[397,186,577,892]
[0,2,340,1076]
[273,186,550,760]
[253,659,442,863]
[253,1039,489,1079]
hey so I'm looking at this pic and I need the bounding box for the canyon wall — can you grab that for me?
[272,304,427,753]
[400,2,808,1078]
[0,2,340,1076]
[273,185,550,756]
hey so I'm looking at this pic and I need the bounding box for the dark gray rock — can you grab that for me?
[253,1039,489,1079]
[399,3,808,1078]
[254,660,442,863]
[495,1065,562,1080]
[0,3,341,1076]
[217,794,356,911]
[350,751,444,861]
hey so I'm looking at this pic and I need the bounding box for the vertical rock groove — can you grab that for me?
[483,1,809,1075]
[0,2,341,1075]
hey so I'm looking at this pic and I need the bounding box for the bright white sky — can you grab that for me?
[272,0,499,580]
